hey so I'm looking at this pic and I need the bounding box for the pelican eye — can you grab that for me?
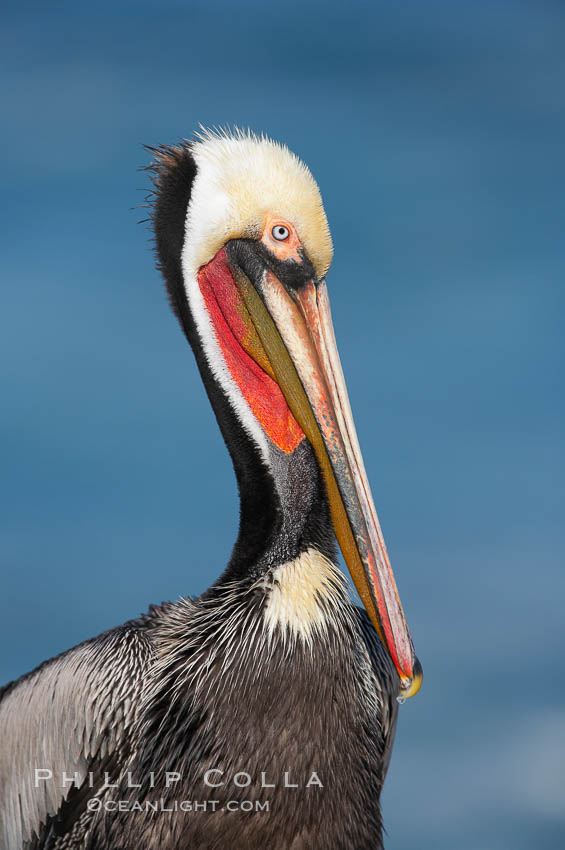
[272,224,290,241]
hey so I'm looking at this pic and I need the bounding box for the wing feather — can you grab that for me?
[0,623,153,849]
[355,606,400,780]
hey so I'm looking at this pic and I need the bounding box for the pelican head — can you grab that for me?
[151,128,421,698]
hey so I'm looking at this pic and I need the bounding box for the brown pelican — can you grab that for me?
[0,128,422,850]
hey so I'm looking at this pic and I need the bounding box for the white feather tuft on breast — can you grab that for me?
[261,548,348,644]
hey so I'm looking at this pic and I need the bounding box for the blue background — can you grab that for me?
[2,2,564,847]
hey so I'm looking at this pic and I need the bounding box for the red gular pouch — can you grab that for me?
[198,247,305,454]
